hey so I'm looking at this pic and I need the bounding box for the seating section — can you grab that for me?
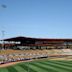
[0,49,48,64]
[43,49,72,56]
[61,49,72,55]
[0,49,72,64]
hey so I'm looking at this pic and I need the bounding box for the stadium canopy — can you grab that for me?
[2,36,72,42]
[3,36,36,41]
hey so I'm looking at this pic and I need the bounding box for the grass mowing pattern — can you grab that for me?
[48,61,72,72]
[0,60,72,72]
[39,61,69,72]
[7,66,18,72]
[19,63,37,72]
[30,62,57,72]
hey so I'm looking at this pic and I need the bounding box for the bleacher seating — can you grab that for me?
[0,49,72,64]
[0,49,48,64]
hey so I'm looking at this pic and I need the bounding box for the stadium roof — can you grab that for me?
[2,36,72,42]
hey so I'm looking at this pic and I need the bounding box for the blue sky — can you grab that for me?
[0,0,72,39]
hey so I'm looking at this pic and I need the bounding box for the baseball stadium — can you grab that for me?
[0,36,72,72]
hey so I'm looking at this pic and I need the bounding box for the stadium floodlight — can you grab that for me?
[0,3,7,50]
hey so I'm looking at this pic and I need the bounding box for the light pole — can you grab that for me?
[0,4,7,50]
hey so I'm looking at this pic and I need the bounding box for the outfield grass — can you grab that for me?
[0,60,72,72]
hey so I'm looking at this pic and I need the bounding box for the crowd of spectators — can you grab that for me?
[0,49,48,64]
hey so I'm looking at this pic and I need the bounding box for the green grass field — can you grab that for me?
[0,59,72,72]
